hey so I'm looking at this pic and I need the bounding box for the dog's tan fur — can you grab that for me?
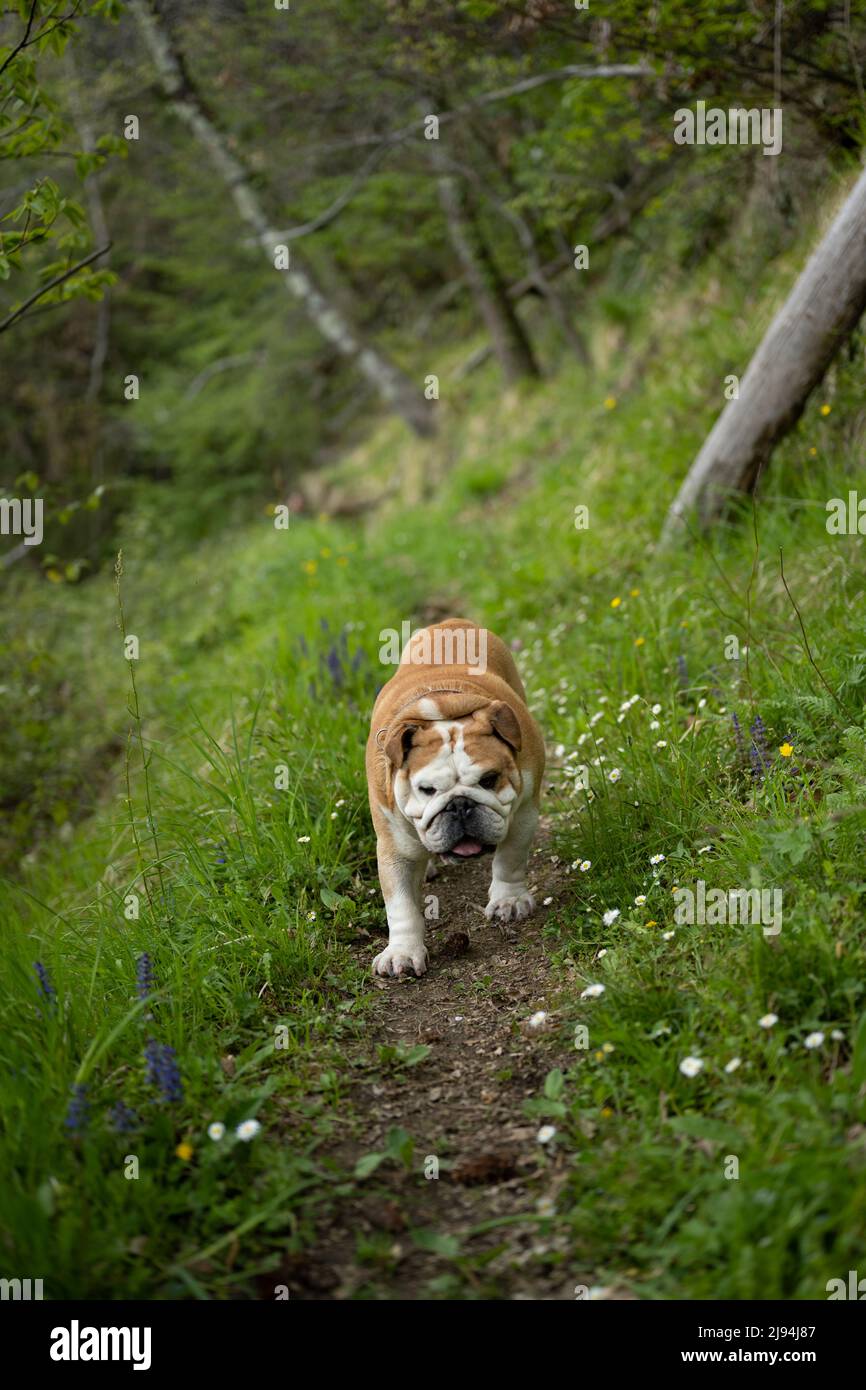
[366,619,545,976]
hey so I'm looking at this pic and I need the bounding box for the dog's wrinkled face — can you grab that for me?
[387,703,522,861]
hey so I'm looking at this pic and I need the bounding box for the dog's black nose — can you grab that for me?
[450,796,474,819]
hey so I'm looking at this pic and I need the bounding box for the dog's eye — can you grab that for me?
[418,785,436,796]
[479,772,498,789]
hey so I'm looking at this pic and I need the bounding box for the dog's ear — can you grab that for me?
[383,721,419,768]
[487,700,521,752]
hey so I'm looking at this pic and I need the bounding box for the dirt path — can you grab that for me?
[277,821,586,1300]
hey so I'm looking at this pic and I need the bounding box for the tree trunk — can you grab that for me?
[662,164,866,540]
[129,1,434,438]
[423,114,538,384]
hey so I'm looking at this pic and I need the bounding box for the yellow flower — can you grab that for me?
[779,742,794,757]
[600,1107,614,1118]
[175,1142,193,1161]
[680,621,688,629]
[646,920,657,927]
[630,588,640,597]
[634,636,645,647]
[320,547,332,559]
[302,560,317,576]
[610,596,622,609]
[809,447,817,457]
[594,1050,604,1061]
[604,395,617,410]
[820,403,831,416]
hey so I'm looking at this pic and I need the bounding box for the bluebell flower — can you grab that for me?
[135,952,154,1001]
[65,1083,90,1134]
[144,1039,183,1104]
[109,1100,140,1133]
[34,961,56,1003]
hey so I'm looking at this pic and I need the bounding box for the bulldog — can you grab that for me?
[365,618,545,977]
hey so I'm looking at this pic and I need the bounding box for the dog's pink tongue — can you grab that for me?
[452,838,483,857]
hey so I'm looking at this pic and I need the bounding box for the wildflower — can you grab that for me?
[649,720,660,731]
[581,984,605,999]
[302,560,317,576]
[655,740,667,749]
[175,1142,194,1161]
[652,704,662,715]
[831,1030,844,1042]
[602,1042,615,1054]
[65,1083,90,1135]
[820,403,831,416]
[804,1032,824,1049]
[597,949,608,959]
[307,911,317,921]
[207,1122,226,1141]
[608,767,621,783]
[34,961,56,1003]
[589,712,604,727]
[750,715,771,781]
[236,1119,262,1142]
[604,395,617,410]
[634,894,647,906]
[537,1125,557,1145]
[135,952,154,1001]
[646,920,658,928]
[630,588,640,598]
[579,860,592,872]
[594,1050,604,1061]
[602,909,620,926]
[724,1058,741,1074]
[610,596,622,609]
[536,1196,555,1218]
[679,1056,703,1078]
[758,1013,778,1030]
[145,1039,183,1103]
[650,854,665,866]
[600,1107,614,1118]
[779,742,794,758]
[662,930,675,940]
[634,637,645,647]
[543,896,553,906]
[297,835,311,843]
[698,845,712,855]
[335,798,346,807]
[109,1101,139,1133]
[697,698,707,710]
[527,1011,548,1031]
[330,811,338,819]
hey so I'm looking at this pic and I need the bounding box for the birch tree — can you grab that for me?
[128,0,435,438]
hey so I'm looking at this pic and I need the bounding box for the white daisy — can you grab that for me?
[758,1013,778,1029]
[679,1056,704,1078]
[831,1029,844,1041]
[597,948,608,959]
[207,1122,226,1141]
[652,704,662,715]
[297,835,311,843]
[634,894,647,906]
[537,1125,557,1145]
[662,930,675,940]
[655,740,668,749]
[527,1011,548,1029]
[602,909,620,926]
[724,1058,741,1074]
[650,720,660,731]
[608,767,621,783]
[536,1196,555,1218]
[236,1119,262,1142]
[650,853,665,866]
[804,1031,824,1049]
[581,983,605,999]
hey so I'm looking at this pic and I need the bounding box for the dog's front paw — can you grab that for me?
[485,888,535,924]
[372,941,429,978]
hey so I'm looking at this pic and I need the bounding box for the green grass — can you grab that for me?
[2,168,866,1298]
